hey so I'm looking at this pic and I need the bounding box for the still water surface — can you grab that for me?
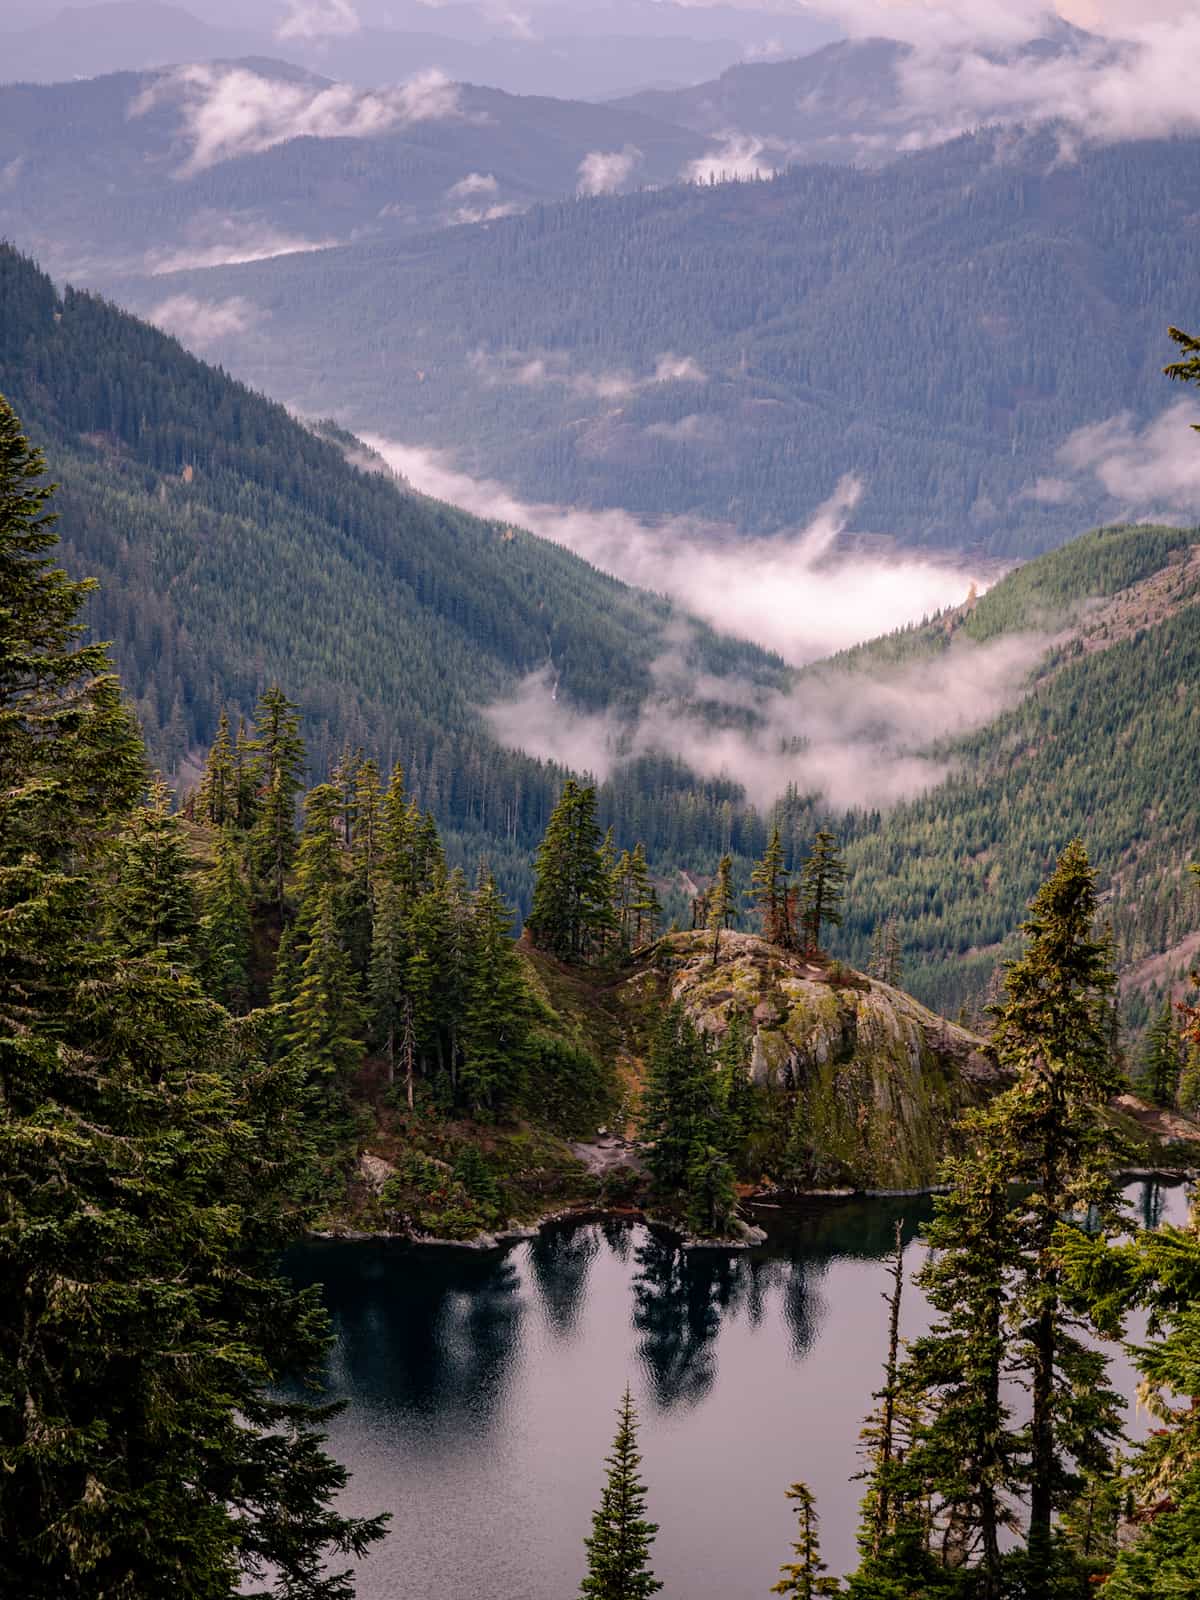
[287,1181,1188,1600]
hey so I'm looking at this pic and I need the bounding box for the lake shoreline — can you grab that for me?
[313,1164,1196,1253]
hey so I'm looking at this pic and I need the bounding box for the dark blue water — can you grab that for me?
[287,1180,1189,1600]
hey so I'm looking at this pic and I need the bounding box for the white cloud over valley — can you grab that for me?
[577,147,643,196]
[148,293,261,347]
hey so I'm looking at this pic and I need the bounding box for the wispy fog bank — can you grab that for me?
[359,436,985,664]
[482,628,1047,811]
[353,434,1028,811]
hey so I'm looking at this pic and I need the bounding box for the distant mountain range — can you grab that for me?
[0,57,707,281]
[102,120,1200,558]
[0,0,838,100]
[611,22,1105,167]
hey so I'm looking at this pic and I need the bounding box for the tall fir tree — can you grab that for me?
[368,877,409,1091]
[799,829,847,955]
[527,780,616,961]
[107,775,200,964]
[0,395,384,1596]
[643,1004,720,1196]
[248,685,305,911]
[460,868,534,1114]
[579,1388,662,1600]
[196,708,235,827]
[199,826,254,1012]
[707,852,735,964]
[988,839,1125,1586]
[1063,1190,1200,1599]
[752,825,795,949]
[282,883,367,1115]
[1137,1000,1182,1107]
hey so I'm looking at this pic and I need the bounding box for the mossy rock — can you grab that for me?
[638,931,999,1190]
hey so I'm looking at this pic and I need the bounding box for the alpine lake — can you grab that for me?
[286,1179,1190,1600]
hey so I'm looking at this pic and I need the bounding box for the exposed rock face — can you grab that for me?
[636,932,999,1190]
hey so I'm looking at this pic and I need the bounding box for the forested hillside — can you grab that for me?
[0,245,786,899]
[4,243,1198,1029]
[832,525,1200,1020]
[111,126,1200,556]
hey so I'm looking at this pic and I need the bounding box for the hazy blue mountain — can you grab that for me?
[105,126,1200,558]
[0,2,254,81]
[612,24,1105,166]
[0,0,840,100]
[0,59,706,280]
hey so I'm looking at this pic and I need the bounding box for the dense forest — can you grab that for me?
[4,243,1199,1034]
[114,127,1200,555]
[0,244,790,903]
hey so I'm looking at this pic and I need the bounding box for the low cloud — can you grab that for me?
[355,434,1027,809]
[444,174,523,225]
[1057,401,1200,509]
[470,348,704,400]
[359,437,985,665]
[131,64,464,176]
[447,172,498,197]
[482,627,1046,812]
[143,213,337,273]
[683,133,779,184]
[577,146,642,197]
[147,293,260,347]
[815,2,1200,150]
[276,0,359,41]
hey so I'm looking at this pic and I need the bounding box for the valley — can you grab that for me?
[5,7,1200,1597]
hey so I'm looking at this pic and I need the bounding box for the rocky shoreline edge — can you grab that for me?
[310,1163,1197,1254]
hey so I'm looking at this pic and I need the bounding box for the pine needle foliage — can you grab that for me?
[579,1387,662,1600]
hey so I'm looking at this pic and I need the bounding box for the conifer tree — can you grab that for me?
[707,852,735,964]
[196,708,235,826]
[232,714,259,828]
[1062,1194,1200,1599]
[378,759,413,892]
[752,825,795,949]
[199,826,254,1011]
[368,877,409,1088]
[1137,1000,1181,1106]
[528,780,616,961]
[460,868,533,1114]
[629,843,661,948]
[641,1004,719,1196]
[799,830,847,955]
[0,396,384,1595]
[108,775,200,964]
[283,883,367,1110]
[891,1108,1024,1598]
[579,1388,662,1600]
[772,1482,840,1599]
[988,839,1125,1583]
[249,685,305,910]
[684,1141,737,1236]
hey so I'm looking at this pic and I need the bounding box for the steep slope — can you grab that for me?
[0,244,785,887]
[0,61,705,283]
[831,525,1200,1021]
[109,128,1200,556]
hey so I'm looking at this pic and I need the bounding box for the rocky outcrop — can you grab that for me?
[629,932,1000,1190]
